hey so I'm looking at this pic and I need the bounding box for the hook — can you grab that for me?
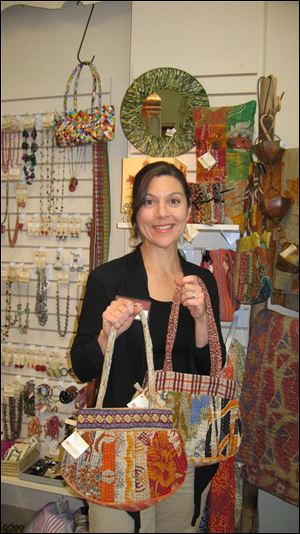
[76,2,95,65]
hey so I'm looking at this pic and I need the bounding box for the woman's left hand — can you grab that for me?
[175,275,206,322]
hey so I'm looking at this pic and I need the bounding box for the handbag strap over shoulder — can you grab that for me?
[95,308,156,408]
[163,278,222,377]
[63,62,102,113]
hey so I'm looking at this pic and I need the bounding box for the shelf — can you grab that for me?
[1,475,79,498]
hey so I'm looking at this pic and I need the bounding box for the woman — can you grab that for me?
[71,161,226,533]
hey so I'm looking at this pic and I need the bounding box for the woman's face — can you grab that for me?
[136,174,191,250]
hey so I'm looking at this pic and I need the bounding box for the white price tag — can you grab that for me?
[198,152,216,170]
[61,431,90,459]
[127,392,149,409]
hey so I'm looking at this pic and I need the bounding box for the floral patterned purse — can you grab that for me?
[54,62,115,146]
[60,309,187,512]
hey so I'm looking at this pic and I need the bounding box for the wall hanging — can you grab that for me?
[120,67,209,157]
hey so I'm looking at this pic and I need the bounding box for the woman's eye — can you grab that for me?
[143,198,154,206]
[169,197,181,205]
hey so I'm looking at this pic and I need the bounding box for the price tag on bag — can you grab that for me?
[198,152,216,170]
[116,295,151,321]
[61,430,89,459]
[127,392,149,409]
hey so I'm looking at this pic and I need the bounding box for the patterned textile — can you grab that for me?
[152,282,242,467]
[77,407,174,429]
[61,427,187,510]
[237,309,299,506]
[193,101,256,229]
[207,249,240,322]
[61,309,187,511]
[207,340,247,533]
[271,148,299,311]
[89,142,110,270]
[207,458,236,533]
[188,182,225,224]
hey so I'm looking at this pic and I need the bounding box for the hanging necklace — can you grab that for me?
[46,128,55,216]
[34,266,48,326]
[7,204,20,248]
[1,128,21,175]
[16,282,30,334]
[1,281,18,342]
[2,393,24,440]
[1,172,9,233]
[22,127,38,185]
[67,145,86,192]
[56,281,70,337]
[9,393,23,439]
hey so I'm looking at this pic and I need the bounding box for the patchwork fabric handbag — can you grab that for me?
[143,280,242,466]
[233,232,272,304]
[54,62,115,146]
[60,308,187,511]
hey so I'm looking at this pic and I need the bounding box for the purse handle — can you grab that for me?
[95,307,156,408]
[63,62,102,113]
[163,278,222,377]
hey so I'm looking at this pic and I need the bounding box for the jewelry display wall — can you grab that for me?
[1,95,108,457]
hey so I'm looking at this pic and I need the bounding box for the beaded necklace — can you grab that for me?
[46,128,55,216]
[1,128,20,175]
[16,282,30,334]
[2,394,23,440]
[1,281,18,342]
[56,281,70,337]
[34,266,48,326]
[22,127,38,185]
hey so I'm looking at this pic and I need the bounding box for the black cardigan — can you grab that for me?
[71,246,226,407]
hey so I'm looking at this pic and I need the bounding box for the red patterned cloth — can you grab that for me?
[207,458,236,533]
[90,143,110,270]
[237,309,299,506]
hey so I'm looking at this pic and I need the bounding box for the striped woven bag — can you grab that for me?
[60,309,187,511]
[149,280,242,466]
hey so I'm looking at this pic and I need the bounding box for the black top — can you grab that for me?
[71,245,226,408]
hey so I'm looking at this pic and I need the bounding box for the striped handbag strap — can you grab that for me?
[163,278,222,377]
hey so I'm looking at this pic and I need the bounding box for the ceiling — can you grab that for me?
[1,1,100,11]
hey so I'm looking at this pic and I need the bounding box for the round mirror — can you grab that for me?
[120,67,209,157]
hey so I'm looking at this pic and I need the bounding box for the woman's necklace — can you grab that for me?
[56,281,70,337]
[22,127,38,185]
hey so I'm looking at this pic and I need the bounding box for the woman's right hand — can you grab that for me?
[98,298,137,352]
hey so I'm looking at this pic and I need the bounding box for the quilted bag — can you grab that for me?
[60,308,187,511]
[233,232,272,304]
[54,62,115,146]
[146,280,242,466]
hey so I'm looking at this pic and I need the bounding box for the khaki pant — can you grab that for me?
[89,464,211,533]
